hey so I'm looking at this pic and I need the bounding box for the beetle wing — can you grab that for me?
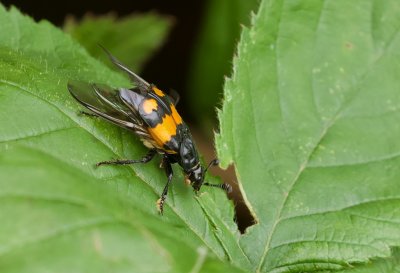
[68,48,185,153]
[67,81,149,137]
[101,46,180,106]
[168,89,180,106]
[100,45,149,93]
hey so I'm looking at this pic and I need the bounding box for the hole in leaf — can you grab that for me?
[225,165,257,233]
[193,129,256,233]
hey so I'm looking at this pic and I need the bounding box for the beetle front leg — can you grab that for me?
[96,149,157,167]
[156,157,173,214]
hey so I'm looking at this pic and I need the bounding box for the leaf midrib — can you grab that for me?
[255,117,338,271]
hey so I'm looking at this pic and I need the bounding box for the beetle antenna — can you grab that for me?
[203,159,232,193]
[203,182,232,193]
[205,158,219,173]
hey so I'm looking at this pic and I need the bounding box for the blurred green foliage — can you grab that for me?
[64,12,172,71]
[187,0,259,130]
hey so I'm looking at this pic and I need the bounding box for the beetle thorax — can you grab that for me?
[179,136,200,172]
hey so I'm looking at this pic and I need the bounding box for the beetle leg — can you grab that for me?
[96,149,157,167]
[156,157,173,214]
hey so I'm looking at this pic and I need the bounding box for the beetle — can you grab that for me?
[67,48,231,214]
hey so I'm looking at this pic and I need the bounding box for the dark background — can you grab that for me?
[2,0,205,122]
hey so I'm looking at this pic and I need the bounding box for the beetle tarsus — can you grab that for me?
[156,196,166,215]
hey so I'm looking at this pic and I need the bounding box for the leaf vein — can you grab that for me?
[0,217,115,257]
[0,192,90,208]
[0,126,77,144]
[309,149,400,168]
[279,196,400,222]
[269,239,385,254]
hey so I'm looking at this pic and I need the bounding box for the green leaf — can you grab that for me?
[64,13,172,71]
[0,5,248,273]
[217,0,400,272]
[187,0,258,127]
[0,146,245,273]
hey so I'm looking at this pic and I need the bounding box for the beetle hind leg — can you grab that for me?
[96,149,157,167]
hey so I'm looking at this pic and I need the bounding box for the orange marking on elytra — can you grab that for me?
[153,87,165,97]
[148,114,177,147]
[170,104,182,125]
[142,99,158,114]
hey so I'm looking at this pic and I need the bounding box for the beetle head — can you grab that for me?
[186,164,205,192]
[179,135,231,193]
[185,159,232,194]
